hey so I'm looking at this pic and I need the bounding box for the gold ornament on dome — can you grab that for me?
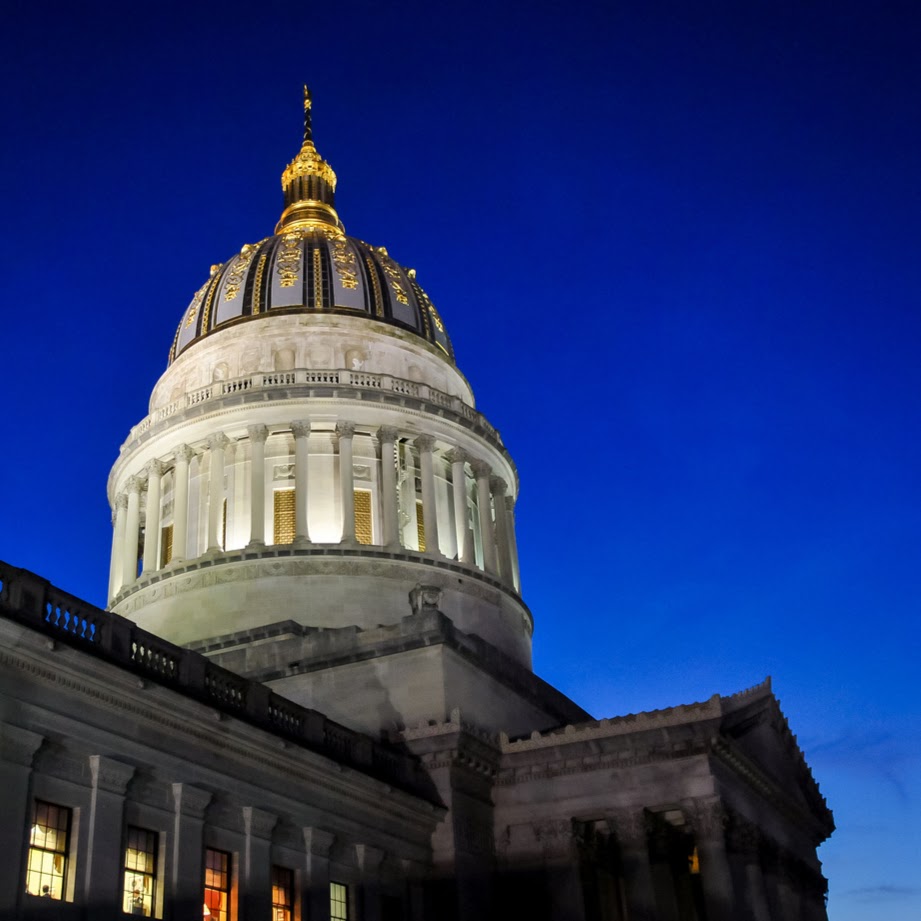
[330,236,358,289]
[276,233,302,288]
[251,254,267,314]
[377,250,409,305]
[223,242,262,302]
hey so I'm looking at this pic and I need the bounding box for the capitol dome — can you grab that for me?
[170,91,453,364]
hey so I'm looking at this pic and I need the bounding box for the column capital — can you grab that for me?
[88,754,135,796]
[725,812,762,857]
[684,797,729,840]
[355,843,385,874]
[172,782,212,819]
[413,433,436,452]
[125,475,143,494]
[470,458,492,479]
[247,424,269,444]
[336,420,356,439]
[489,474,508,495]
[0,724,44,768]
[242,805,277,840]
[290,420,311,439]
[302,826,336,858]
[207,432,229,451]
[608,807,652,848]
[115,493,129,510]
[376,425,399,445]
[445,447,468,465]
[175,443,195,463]
[145,458,165,478]
[504,495,516,511]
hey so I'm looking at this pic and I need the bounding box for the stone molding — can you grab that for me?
[242,805,278,840]
[88,754,135,795]
[172,782,212,819]
[0,723,44,768]
[303,826,336,858]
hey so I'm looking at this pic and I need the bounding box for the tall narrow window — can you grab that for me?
[160,524,174,568]
[274,488,296,544]
[221,498,228,551]
[415,499,426,551]
[271,866,294,921]
[203,848,230,921]
[124,826,158,916]
[330,881,349,921]
[25,800,71,900]
[354,489,372,545]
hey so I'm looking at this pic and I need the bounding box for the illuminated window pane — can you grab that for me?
[203,848,230,921]
[274,488,296,545]
[330,881,349,921]
[271,866,294,921]
[415,499,426,551]
[354,489,372,545]
[124,826,158,916]
[25,800,71,900]
[160,524,174,568]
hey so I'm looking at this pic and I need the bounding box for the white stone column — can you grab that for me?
[490,475,513,585]
[686,798,736,921]
[206,433,229,551]
[377,426,400,549]
[122,476,142,587]
[241,806,277,921]
[337,421,356,543]
[109,494,127,600]
[610,808,658,921]
[292,420,311,545]
[471,459,498,575]
[414,435,440,556]
[141,460,164,573]
[170,784,212,920]
[84,755,136,918]
[172,444,193,562]
[446,448,474,564]
[247,426,268,548]
[302,827,335,921]
[0,725,43,916]
[505,495,521,591]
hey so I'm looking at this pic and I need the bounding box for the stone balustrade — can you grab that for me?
[0,560,427,797]
[127,368,498,449]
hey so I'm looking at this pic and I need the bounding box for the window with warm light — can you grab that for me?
[123,826,158,916]
[274,488,296,544]
[415,499,425,551]
[203,848,231,921]
[271,865,294,921]
[160,524,173,567]
[354,489,372,544]
[25,800,71,900]
[330,881,349,921]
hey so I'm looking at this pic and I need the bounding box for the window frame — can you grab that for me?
[271,865,295,921]
[25,799,72,901]
[203,847,232,921]
[123,825,159,917]
[330,880,350,921]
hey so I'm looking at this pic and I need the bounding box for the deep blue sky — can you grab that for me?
[2,2,919,917]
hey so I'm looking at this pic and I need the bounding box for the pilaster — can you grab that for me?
[171,783,212,920]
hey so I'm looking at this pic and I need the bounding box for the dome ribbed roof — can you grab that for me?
[168,87,454,365]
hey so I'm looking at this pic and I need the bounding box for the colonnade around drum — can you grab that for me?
[108,421,520,603]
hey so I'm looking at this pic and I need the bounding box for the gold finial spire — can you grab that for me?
[276,85,342,233]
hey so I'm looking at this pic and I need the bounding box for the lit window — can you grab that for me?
[203,848,230,921]
[124,826,158,916]
[274,488,296,545]
[415,499,425,551]
[330,882,349,921]
[25,800,71,900]
[354,489,372,545]
[271,866,294,921]
[160,524,174,568]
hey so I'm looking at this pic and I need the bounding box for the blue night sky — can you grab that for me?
[2,2,919,917]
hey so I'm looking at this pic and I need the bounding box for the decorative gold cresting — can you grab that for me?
[276,86,344,233]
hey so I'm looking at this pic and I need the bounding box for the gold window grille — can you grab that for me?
[415,499,426,552]
[160,524,173,568]
[274,488,296,545]
[354,490,372,545]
